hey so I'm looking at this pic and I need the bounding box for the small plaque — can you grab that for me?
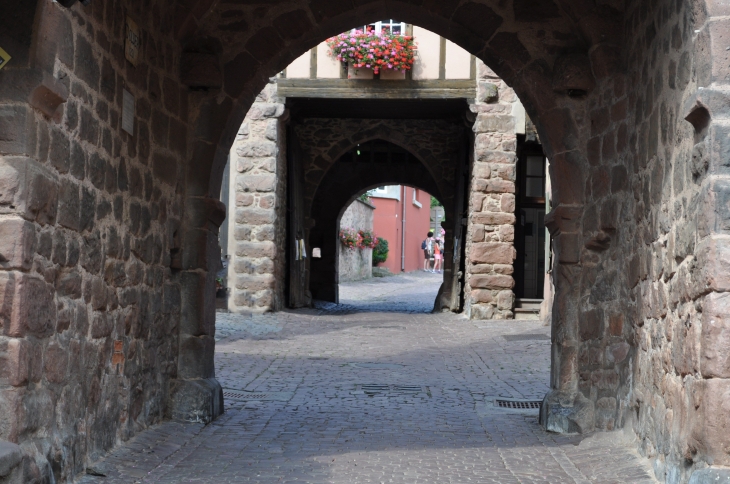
[312,248,321,258]
[125,16,140,66]
[122,89,134,135]
[0,47,11,71]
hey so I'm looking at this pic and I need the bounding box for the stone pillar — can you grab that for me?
[227,81,287,313]
[168,195,225,423]
[463,61,517,320]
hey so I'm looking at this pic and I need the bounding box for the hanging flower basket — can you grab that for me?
[326,30,416,76]
[357,229,378,249]
[339,227,359,250]
[339,228,379,250]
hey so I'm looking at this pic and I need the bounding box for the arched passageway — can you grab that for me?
[2,0,730,481]
[306,139,462,307]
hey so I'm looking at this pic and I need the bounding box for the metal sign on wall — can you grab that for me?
[125,16,140,66]
[0,47,11,71]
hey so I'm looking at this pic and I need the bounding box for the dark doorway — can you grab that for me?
[514,138,547,300]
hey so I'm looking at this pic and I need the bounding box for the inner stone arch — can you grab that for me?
[308,138,455,305]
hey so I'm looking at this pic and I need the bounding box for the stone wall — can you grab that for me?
[226,81,287,314]
[0,1,206,481]
[463,60,519,320]
[621,0,730,480]
[338,199,375,283]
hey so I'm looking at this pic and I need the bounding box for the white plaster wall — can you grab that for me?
[445,40,471,79]
[317,43,341,78]
[287,50,310,78]
[411,27,440,80]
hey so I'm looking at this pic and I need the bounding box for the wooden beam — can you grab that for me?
[277,78,475,99]
[439,36,446,80]
[310,47,317,79]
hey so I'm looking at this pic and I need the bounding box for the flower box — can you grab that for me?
[327,30,416,78]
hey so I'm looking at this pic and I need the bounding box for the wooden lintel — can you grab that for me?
[277,79,475,99]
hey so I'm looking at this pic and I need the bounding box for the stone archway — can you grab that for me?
[3,0,730,481]
[306,138,456,304]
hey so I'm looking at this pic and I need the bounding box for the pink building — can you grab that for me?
[369,186,434,273]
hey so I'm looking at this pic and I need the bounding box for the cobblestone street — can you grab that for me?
[78,274,656,483]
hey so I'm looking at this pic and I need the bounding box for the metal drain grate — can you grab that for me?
[223,391,270,400]
[496,399,542,409]
[223,390,293,402]
[357,384,428,396]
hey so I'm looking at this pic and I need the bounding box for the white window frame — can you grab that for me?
[412,188,422,208]
[353,20,407,35]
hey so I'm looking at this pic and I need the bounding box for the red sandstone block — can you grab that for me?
[698,235,730,292]
[468,274,514,290]
[235,208,275,225]
[471,212,515,225]
[485,179,516,193]
[470,242,515,264]
[500,193,515,213]
[697,378,730,465]
[236,241,276,259]
[554,233,581,264]
[702,292,730,378]
[43,343,68,384]
[0,271,56,338]
[5,339,29,387]
[0,217,35,271]
[470,289,493,303]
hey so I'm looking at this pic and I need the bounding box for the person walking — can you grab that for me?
[433,240,442,273]
[422,231,434,272]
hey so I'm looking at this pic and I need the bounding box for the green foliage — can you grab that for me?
[373,237,389,265]
[431,196,442,208]
[358,192,371,203]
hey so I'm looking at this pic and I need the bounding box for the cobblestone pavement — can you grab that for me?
[78,276,656,484]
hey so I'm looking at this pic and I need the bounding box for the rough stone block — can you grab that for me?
[236,174,276,193]
[554,233,581,264]
[470,242,515,264]
[579,308,603,340]
[0,157,58,224]
[0,440,22,478]
[0,105,36,156]
[472,114,515,133]
[697,236,730,292]
[470,289,493,303]
[236,141,277,158]
[236,241,276,259]
[43,344,68,384]
[471,212,515,225]
[167,377,223,424]
[0,217,35,271]
[540,390,595,434]
[688,468,730,484]
[698,378,730,465]
[702,292,730,378]
[28,73,68,118]
[152,152,178,186]
[236,274,275,291]
[468,274,514,290]
[0,272,56,338]
[235,208,274,225]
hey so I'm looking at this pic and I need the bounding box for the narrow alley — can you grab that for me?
[78,277,655,484]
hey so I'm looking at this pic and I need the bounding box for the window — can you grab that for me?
[524,155,545,199]
[353,20,407,35]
